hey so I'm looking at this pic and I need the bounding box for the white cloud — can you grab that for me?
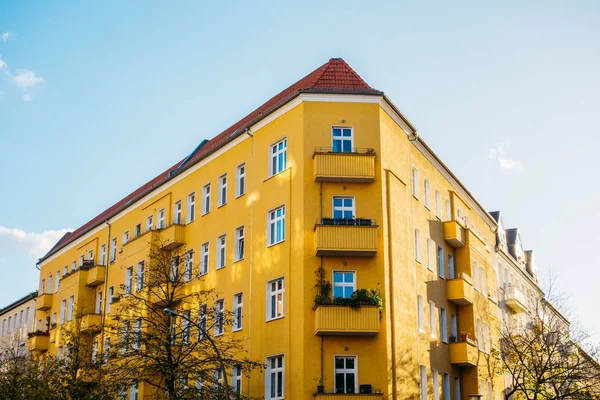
[488,144,523,171]
[9,69,44,88]
[0,59,6,69]
[0,226,72,260]
[22,94,32,102]
[1,32,13,42]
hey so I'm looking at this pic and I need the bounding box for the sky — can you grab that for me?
[0,1,599,339]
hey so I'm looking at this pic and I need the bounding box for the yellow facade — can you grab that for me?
[33,59,505,399]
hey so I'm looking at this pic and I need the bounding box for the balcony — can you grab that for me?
[449,339,479,367]
[314,219,378,257]
[446,274,474,305]
[80,313,102,333]
[27,331,50,352]
[314,305,380,336]
[122,230,159,260]
[313,147,376,183]
[444,220,466,247]
[159,223,186,250]
[86,265,106,287]
[505,286,528,313]
[314,394,383,399]
[36,293,53,311]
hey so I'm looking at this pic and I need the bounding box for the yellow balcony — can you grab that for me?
[36,293,53,311]
[159,223,186,250]
[61,266,89,288]
[314,305,380,336]
[314,394,383,399]
[446,274,474,305]
[314,219,378,257]
[86,265,106,287]
[449,340,479,367]
[505,286,528,313]
[444,220,466,247]
[313,148,376,183]
[27,332,50,352]
[122,230,159,260]
[80,313,102,333]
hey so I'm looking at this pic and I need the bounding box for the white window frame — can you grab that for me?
[411,167,419,198]
[331,126,354,153]
[187,192,195,223]
[267,277,285,321]
[200,242,209,275]
[437,245,445,278]
[332,270,356,299]
[236,163,246,197]
[235,226,244,261]
[125,266,133,295]
[202,184,211,215]
[433,368,440,400]
[480,265,487,296]
[216,235,226,269]
[182,310,191,345]
[269,138,287,177]
[133,318,141,350]
[158,208,165,229]
[267,205,286,246]
[95,292,102,314]
[123,231,129,245]
[184,251,193,282]
[146,215,153,232]
[60,299,66,324]
[445,200,451,221]
[232,365,242,397]
[233,292,243,331]
[424,179,431,209]
[429,300,437,338]
[136,261,145,291]
[440,307,448,343]
[334,354,358,394]
[67,296,74,322]
[110,238,117,263]
[107,286,113,314]
[443,373,450,400]
[174,200,182,224]
[420,365,427,400]
[417,295,425,332]
[435,190,442,218]
[214,299,224,336]
[99,245,106,266]
[129,383,138,400]
[218,174,227,206]
[122,321,130,354]
[448,254,455,279]
[414,229,421,262]
[427,239,435,271]
[454,376,460,400]
[103,337,110,365]
[332,195,355,220]
[266,354,284,400]
[198,304,207,340]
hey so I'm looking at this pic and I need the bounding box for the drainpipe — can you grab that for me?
[384,169,398,398]
[319,181,324,387]
[245,128,254,395]
[98,219,111,377]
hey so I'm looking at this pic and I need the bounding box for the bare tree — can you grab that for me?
[104,239,262,399]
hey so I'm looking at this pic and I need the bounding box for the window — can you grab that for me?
[187,192,196,223]
[146,215,153,231]
[429,301,437,338]
[451,313,457,339]
[67,296,74,321]
[134,224,141,238]
[454,377,460,400]
[233,293,243,331]
[266,355,284,399]
[216,235,226,269]
[473,262,479,291]
[99,245,106,266]
[480,265,487,296]
[103,337,110,365]
[123,231,129,245]
[332,127,353,152]
[57,346,63,361]
[60,300,66,324]
[200,243,209,275]
[334,355,357,393]
[182,310,191,345]
[433,369,439,400]
[129,383,138,400]
[476,318,482,351]
[232,365,242,397]
[417,295,424,332]
[198,305,207,340]
[40,279,45,294]
[158,209,165,229]
[435,190,442,218]
[174,200,182,224]
[267,206,285,246]
[110,238,117,262]
[440,307,448,343]
[136,262,145,291]
[420,365,427,400]
[236,163,246,197]
[443,373,450,400]
[424,179,431,209]
[79,255,84,267]
[218,174,227,206]
[133,319,141,350]
[184,252,193,282]
[214,299,224,336]
[213,369,224,398]
[107,287,113,314]
[48,275,52,294]
[202,184,211,215]
[95,292,102,314]
[125,267,133,295]
[51,312,57,327]
[333,271,355,298]
[235,226,245,261]
[72,261,76,271]
[483,322,490,354]
[445,200,451,221]
[414,229,421,261]
[270,138,287,176]
[332,196,355,219]
[267,278,285,320]
[427,239,435,271]
[448,255,455,279]
[411,167,419,198]
[437,246,445,278]
[92,341,98,364]
[171,257,179,281]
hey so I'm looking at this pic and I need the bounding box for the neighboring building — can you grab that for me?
[0,291,37,358]
[32,58,516,399]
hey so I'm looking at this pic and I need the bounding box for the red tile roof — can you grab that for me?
[39,58,382,262]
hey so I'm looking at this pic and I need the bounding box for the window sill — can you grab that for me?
[234,257,244,263]
[216,266,225,270]
[232,327,243,333]
[267,240,285,249]
[235,193,245,199]
[214,332,224,337]
[201,211,210,217]
[218,202,227,208]
[412,194,420,201]
[264,168,290,183]
[415,259,421,264]
[186,220,195,225]
[266,316,284,323]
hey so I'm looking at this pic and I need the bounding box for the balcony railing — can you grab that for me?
[505,286,528,313]
[313,393,383,399]
[80,313,103,333]
[36,293,53,311]
[27,331,50,352]
[86,265,106,287]
[443,220,466,247]
[159,222,186,250]
[314,305,380,336]
[313,147,376,183]
[449,339,479,367]
[314,218,378,257]
[446,274,474,305]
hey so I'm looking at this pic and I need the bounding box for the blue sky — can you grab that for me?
[0,1,598,338]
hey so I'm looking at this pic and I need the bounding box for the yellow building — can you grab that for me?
[33,58,505,399]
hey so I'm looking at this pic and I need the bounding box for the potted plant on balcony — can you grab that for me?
[314,376,327,394]
[460,331,468,342]
[313,267,332,307]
